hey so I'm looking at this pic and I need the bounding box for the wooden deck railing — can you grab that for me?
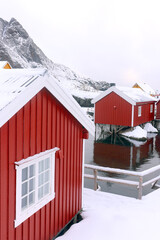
[84,164,160,199]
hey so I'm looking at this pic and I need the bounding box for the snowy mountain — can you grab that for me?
[0,18,111,106]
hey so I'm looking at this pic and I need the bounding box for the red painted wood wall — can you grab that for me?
[0,88,85,240]
[94,92,155,127]
[94,92,132,126]
[133,102,155,126]
[156,101,160,119]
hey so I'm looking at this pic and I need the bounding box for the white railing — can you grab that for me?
[84,164,160,199]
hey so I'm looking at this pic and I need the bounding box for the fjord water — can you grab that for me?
[84,133,160,198]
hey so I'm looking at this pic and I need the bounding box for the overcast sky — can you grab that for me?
[1,0,160,91]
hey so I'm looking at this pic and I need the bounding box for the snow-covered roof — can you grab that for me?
[0,61,11,68]
[0,68,94,135]
[92,86,156,105]
[133,81,156,95]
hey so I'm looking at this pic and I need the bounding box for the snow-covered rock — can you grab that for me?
[121,137,147,147]
[143,122,158,133]
[120,126,147,140]
[0,18,111,104]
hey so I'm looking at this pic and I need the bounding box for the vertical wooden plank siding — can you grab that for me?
[54,105,60,235]
[46,94,52,240]
[70,121,75,218]
[23,101,30,240]
[34,92,42,240]
[50,101,56,239]
[156,101,160,119]
[16,109,23,239]
[29,96,37,240]
[59,108,64,231]
[66,117,71,223]
[41,90,47,240]
[8,116,16,240]
[0,88,84,240]
[64,114,68,224]
[0,123,9,240]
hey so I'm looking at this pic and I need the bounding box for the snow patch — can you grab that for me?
[122,136,147,147]
[121,126,147,140]
[143,122,158,133]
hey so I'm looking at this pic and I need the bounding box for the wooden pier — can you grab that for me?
[84,164,160,200]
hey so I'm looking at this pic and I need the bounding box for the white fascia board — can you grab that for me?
[82,139,85,207]
[91,86,136,106]
[45,77,95,136]
[131,105,134,127]
[0,75,95,136]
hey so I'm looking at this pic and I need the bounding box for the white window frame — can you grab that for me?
[138,106,142,117]
[150,104,153,113]
[14,147,59,228]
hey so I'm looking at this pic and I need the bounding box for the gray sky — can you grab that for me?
[1,0,160,91]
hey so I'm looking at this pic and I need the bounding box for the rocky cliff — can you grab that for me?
[0,18,111,106]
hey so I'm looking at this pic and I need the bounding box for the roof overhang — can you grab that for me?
[91,86,136,106]
[0,71,95,136]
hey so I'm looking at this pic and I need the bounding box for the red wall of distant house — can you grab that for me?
[95,92,132,127]
[133,102,155,126]
[156,101,160,119]
[0,88,84,240]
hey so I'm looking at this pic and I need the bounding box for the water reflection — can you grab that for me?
[155,134,160,157]
[94,135,154,171]
[84,133,160,198]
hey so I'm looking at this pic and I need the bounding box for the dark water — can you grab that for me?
[84,133,160,198]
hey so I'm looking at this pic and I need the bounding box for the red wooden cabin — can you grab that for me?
[0,69,94,240]
[92,86,156,128]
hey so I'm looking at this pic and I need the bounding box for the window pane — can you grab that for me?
[39,160,44,173]
[38,173,44,187]
[29,164,35,178]
[45,158,50,170]
[138,106,141,117]
[29,192,35,205]
[22,167,28,182]
[21,196,27,210]
[38,187,43,200]
[44,183,49,195]
[44,170,50,182]
[29,178,35,192]
[22,182,28,197]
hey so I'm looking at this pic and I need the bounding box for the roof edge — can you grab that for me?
[0,71,95,136]
[91,86,136,105]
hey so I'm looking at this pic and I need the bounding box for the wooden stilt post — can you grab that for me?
[138,176,143,200]
[94,169,98,190]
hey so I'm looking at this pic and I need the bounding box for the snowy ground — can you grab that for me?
[57,188,160,240]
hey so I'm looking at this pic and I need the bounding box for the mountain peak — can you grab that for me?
[0,17,111,105]
[9,17,18,23]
